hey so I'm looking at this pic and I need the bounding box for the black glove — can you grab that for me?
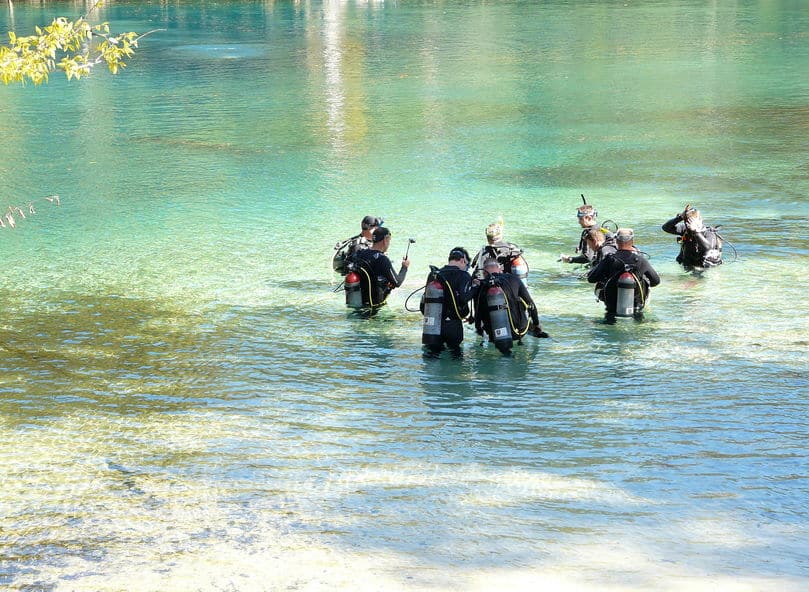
[532,327,549,338]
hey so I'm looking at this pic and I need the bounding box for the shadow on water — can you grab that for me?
[417,337,546,411]
[417,351,480,409]
[589,311,658,338]
[0,291,249,425]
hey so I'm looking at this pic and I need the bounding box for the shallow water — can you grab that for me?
[1,1,808,590]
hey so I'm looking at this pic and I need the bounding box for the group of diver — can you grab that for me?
[332,199,728,357]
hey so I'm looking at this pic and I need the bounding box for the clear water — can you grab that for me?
[1,1,807,590]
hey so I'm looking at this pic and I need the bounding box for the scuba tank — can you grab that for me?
[616,269,636,317]
[344,270,363,309]
[422,277,444,347]
[332,253,345,274]
[486,284,513,354]
[332,237,353,275]
[703,227,723,267]
[511,255,528,287]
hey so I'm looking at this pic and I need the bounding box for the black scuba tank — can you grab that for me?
[486,283,512,354]
[616,270,635,317]
[422,278,444,347]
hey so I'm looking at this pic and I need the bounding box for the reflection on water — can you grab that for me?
[173,43,269,60]
[1,0,809,590]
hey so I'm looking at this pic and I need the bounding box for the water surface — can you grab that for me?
[1,1,807,590]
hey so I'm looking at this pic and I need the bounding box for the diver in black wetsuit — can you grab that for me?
[585,227,618,302]
[473,259,548,344]
[559,204,600,266]
[587,228,660,319]
[586,227,618,266]
[662,205,723,270]
[470,222,525,277]
[420,247,477,356]
[332,215,383,275]
[354,226,409,312]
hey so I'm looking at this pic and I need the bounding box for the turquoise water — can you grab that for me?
[1,1,808,590]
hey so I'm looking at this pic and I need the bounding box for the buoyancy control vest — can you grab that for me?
[678,227,723,268]
[472,242,527,280]
[355,257,387,308]
[333,235,371,275]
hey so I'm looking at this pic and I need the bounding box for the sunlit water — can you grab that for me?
[1,1,807,590]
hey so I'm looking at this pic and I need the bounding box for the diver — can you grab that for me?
[585,226,618,266]
[584,227,618,303]
[587,228,660,320]
[333,215,383,275]
[559,203,600,266]
[473,258,548,354]
[420,247,477,357]
[470,221,528,284]
[354,226,409,313]
[662,205,723,270]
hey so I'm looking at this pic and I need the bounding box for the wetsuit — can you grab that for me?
[354,248,408,308]
[587,250,660,317]
[568,225,599,265]
[333,234,372,275]
[474,272,542,340]
[662,216,723,269]
[420,265,476,354]
[595,234,618,265]
[471,241,524,276]
[590,235,618,301]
